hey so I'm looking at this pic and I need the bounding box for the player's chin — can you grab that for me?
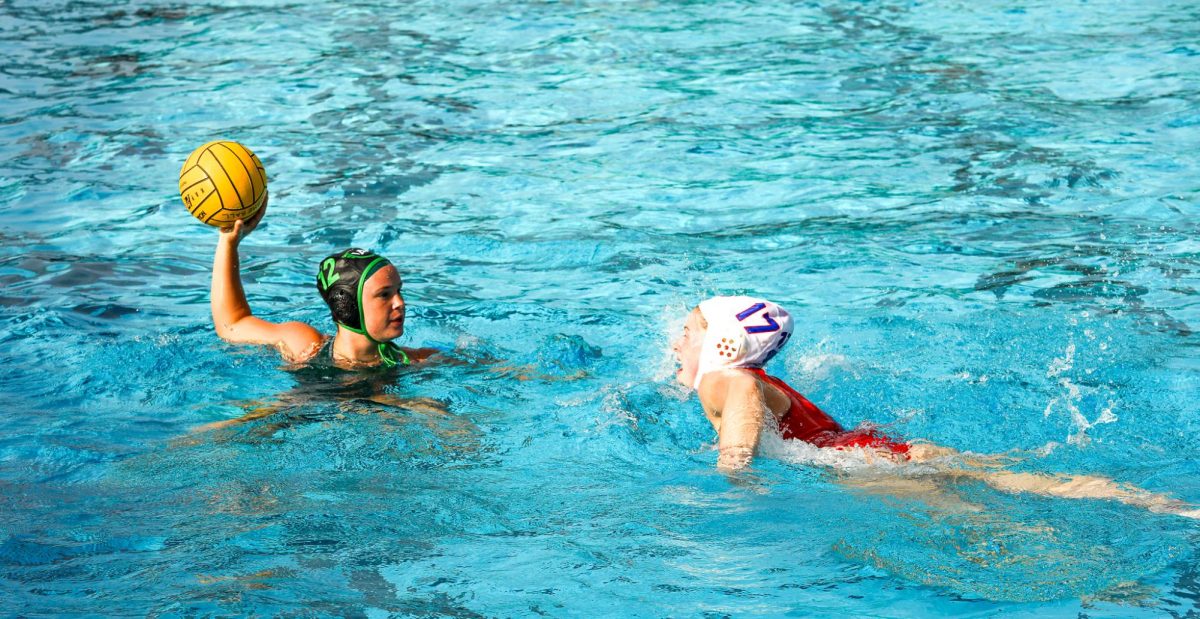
[379,322,405,340]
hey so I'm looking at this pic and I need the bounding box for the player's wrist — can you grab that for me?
[217,232,241,250]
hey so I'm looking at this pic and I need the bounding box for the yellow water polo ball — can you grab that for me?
[178,140,267,227]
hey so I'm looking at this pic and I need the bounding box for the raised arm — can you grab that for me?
[210,196,323,362]
[712,370,768,471]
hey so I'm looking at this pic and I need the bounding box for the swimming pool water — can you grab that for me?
[2,0,1200,616]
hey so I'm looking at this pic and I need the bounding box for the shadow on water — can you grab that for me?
[287,17,474,248]
[1162,552,1200,617]
[972,226,1197,337]
[820,3,1122,206]
[53,362,507,615]
[825,468,1191,604]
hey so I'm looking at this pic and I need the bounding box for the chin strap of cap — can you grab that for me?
[378,342,411,368]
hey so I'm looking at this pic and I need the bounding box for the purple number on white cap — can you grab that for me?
[735,302,780,334]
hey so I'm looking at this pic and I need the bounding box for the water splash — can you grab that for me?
[1044,339,1118,446]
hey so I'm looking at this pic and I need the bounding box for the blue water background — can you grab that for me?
[2,0,1200,615]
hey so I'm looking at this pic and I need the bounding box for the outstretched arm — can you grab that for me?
[968,469,1200,519]
[210,196,323,362]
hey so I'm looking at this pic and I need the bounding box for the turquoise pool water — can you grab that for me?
[2,0,1200,615]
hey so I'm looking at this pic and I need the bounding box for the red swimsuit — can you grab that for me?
[747,369,909,455]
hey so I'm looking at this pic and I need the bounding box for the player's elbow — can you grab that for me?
[213,317,243,343]
[211,305,253,341]
[279,322,324,362]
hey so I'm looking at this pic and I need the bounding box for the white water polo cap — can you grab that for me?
[694,296,794,390]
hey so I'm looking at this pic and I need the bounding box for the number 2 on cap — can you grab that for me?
[318,258,340,290]
[735,302,780,334]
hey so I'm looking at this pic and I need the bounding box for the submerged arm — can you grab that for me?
[970,470,1200,519]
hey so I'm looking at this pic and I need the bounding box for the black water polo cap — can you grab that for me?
[315,248,392,338]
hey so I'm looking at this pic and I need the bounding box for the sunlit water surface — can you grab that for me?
[2,0,1200,616]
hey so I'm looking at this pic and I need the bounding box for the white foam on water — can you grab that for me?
[651,300,691,385]
[1043,341,1118,446]
[757,428,918,475]
[1046,342,1075,379]
[785,337,857,383]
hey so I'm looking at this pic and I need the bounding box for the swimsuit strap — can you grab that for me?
[746,368,843,441]
[747,369,910,455]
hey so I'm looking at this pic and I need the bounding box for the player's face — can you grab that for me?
[362,265,405,341]
[672,309,705,388]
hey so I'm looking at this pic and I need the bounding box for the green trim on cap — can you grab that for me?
[335,321,368,337]
[356,256,388,341]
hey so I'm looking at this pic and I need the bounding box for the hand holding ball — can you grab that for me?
[218,191,267,245]
[179,141,267,227]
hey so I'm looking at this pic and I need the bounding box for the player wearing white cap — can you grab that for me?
[671,295,1200,518]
